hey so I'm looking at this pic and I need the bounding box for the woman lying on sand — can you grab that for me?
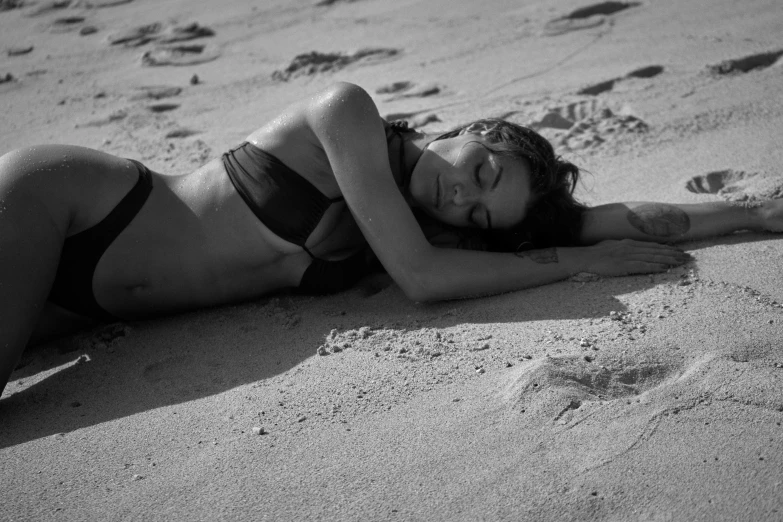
[1,82,781,394]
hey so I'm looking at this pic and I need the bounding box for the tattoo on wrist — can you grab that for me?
[515,247,559,264]
[626,204,691,237]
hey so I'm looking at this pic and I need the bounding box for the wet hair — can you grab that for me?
[431,118,587,251]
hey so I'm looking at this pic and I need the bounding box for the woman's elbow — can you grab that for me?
[398,269,441,303]
[401,284,436,303]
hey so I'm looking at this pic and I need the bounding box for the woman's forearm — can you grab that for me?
[409,246,583,301]
[410,236,690,302]
[404,231,691,301]
[579,202,762,245]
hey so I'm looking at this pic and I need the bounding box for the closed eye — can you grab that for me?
[474,162,482,187]
[492,166,502,190]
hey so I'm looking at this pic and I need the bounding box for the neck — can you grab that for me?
[400,132,438,186]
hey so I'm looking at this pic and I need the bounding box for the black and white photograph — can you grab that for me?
[2,0,782,519]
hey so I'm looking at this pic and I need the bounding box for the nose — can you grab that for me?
[452,183,480,207]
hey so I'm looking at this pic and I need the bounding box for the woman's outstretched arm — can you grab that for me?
[579,200,783,245]
[308,83,690,302]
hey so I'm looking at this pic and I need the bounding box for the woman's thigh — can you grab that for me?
[0,145,136,391]
[29,303,98,346]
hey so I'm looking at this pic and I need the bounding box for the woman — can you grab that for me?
[1,82,780,394]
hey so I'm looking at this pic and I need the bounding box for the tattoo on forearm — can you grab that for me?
[626,204,691,237]
[515,247,559,264]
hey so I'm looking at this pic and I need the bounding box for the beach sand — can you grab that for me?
[1,0,782,520]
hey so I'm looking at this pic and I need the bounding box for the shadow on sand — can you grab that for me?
[1,231,775,448]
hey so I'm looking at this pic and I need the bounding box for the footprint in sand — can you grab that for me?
[626,65,664,79]
[81,0,134,6]
[110,21,214,47]
[7,45,34,56]
[544,1,641,36]
[156,22,215,44]
[708,49,783,75]
[523,98,648,151]
[129,85,182,100]
[26,0,131,12]
[578,64,664,96]
[165,128,199,139]
[376,81,441,100]
[672,352,783,412]
[578,79,616,96]
[0,0,24,11]
[384,110,440,128]
[376,81,413,94]
[514,352,782,473]
[148,103,179,113]
[109,22,162,47]
[24,0,70,16]
[51,15,87,32]
[315,0,361,5]
[685,169,783,202]
[75,109,127,128]
[272,48,400,81]
[534,98,606,124]
[141,44,220,67]
[500,355,674,422]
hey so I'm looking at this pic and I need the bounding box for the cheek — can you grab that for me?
[438,207,467,227]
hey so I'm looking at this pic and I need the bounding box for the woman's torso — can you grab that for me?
[87,102,383,318]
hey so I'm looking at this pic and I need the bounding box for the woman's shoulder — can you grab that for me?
[310,82,374,110]
[249,83,380,148]
[304,82,381,132]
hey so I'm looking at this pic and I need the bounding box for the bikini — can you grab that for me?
[48,159,153,322]
[48,121,414,321]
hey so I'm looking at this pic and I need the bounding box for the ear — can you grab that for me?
[458,121,493,136]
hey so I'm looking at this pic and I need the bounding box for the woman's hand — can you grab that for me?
[580,239,691,277]
[758,200,783,233]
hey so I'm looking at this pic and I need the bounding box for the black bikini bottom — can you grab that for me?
[48,159,153,322]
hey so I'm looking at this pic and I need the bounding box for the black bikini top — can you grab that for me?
[222,120,415,294]
[222,120,414,256]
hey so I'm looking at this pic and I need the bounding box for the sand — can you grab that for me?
[1,0,782,520]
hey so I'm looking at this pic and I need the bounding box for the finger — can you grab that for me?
[630,251,691,265]
[626,240,685,252]
[632,243,691,256]
[629,244,689,254]
[624,262,671,274]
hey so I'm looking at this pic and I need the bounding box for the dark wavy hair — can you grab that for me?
[430,118,586,252]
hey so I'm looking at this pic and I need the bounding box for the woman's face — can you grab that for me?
[408,132,533,230]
